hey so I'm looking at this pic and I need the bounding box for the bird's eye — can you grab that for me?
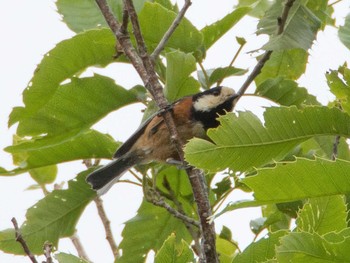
[212,90,220,96]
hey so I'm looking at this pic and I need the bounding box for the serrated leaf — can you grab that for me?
[164,51,200,102]
[201,7,251,49]
[55,252,89,263]
[0,172,95,255]
[118,199,191,263]
[233,230,288,263]
[258,0,321,51]
[243,158,350,203]
[198,67,247,90]
[139,2,203,54]
[154,233,194,263]
[256,77,319,107]
[185,106,350,172]
[255,48,308,86]
[297,196,347,235]
[339,13,350,50]
[9,29,116,133]
[276,231,350,262]
[327,67,350,115]
[15,75,140,137]
[4,130,118,172]
[56,0,146,33]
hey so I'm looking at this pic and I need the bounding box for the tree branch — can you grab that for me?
[11,217,38,263]
[150,0,192,61]
[237,0,296,97]
[43,242,53,263]
[94,196,120,259]
[70,232,91,262]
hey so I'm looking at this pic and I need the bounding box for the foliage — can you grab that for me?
[2,0,350,262]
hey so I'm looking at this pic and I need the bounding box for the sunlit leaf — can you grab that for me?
[233,230,288,263]
[164,51,200,102]
[13,75,141,137]
[201,7,251,49]
[55,252,89,263]
[185,106,350,172]
[297,196,347,235]
[255,48,308,86]
[276,231,350,262]
[154,234,194,263]
[243,158,350,203]
[118,199,192,263]
[237,0,272,18]
[139,2,203,54]
[258,0,321,51]
[9,29,116,134]
[0,172,95,255]
[4,130,118,171]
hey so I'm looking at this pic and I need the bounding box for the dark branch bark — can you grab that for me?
[11,217,38,263]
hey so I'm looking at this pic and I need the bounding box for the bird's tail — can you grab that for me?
[86,153,138,195]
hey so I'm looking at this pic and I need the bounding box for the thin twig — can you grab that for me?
[11,217,38,263]
[150,196,200,227]
[162,177,201,255]
[237,0,296,97]
[43,242,53,263]
[198,61,210,89]
[150,0,192,61]
[70,232,91,262]
[94,196,120,259]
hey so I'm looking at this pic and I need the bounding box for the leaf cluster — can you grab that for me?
[1,0,350,262]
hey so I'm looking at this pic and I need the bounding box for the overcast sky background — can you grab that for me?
[0,0,349,262]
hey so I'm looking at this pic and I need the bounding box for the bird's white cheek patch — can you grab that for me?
[194,95,219,112]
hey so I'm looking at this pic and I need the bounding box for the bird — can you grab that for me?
[86,86,239,195]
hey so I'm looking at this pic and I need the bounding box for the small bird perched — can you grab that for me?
[86,86,239,195]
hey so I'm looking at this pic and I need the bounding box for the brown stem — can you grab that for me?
[94,196,120,259]
[70,232,91,262]
[43,242,53,263]
[11,217,38,263]
[237,0,296,97]
[150,0,192,61]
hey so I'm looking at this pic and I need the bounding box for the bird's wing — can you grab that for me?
[113,109,165,158]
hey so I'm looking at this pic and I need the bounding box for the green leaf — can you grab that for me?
[118,199,191,263]
[233,230,288,263]
[243,158,350,203]
[9,29,116,132]
[185,106,350,172]
[276,231,350,262]
[55,252,89,263]
[327,67,350,115]
[297,196,348,235]
[201,7,251,49]
[216,235,238,263]
[29,165,57,185]
[5,130,118,171]
[56,0,147,33]
[154,233,194,263]
[164,51,200,102]
[139,2,203,54]
[339,13,350,50]
[15,75,140,137]
[214,200,265,219]
[258,0,321,51]
[198,67,248,89]
[255,49,308,86]
[256,78,319,107]
[0,172,95,254]
[237,0,273,18]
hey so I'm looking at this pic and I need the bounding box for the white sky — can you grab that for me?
[0,0,349,262]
